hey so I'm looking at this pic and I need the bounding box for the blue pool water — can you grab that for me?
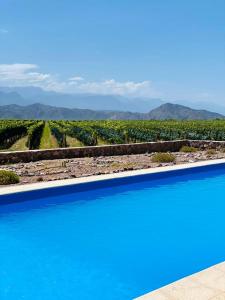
[1,165,225,300]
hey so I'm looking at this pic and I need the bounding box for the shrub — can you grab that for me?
[180,146,198,153]
[152,152,176,163]
[206,149,217,156]
[36,176,44,182]
[0,170,20,185]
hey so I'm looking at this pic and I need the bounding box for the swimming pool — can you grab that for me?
[1,162,225,300]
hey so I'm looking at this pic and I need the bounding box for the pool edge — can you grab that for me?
[1,158,225,197]
[134,261,225,300]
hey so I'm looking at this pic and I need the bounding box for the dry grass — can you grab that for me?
[66,136,83,147]
[9,136,28,151]
[152,152,176,163]
[180,146,198,153]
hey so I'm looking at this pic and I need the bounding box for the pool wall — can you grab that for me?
[1,159,225,206]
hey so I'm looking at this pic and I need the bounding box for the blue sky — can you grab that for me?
[0,0,225,103]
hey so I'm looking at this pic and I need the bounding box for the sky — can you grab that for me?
[0,0,225,104]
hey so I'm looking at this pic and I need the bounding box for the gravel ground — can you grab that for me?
[0,150,225,186]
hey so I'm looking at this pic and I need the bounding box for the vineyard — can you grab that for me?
[0,120,225,151]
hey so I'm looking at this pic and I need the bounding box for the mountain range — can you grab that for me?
[0,86,224,115]
[0,86,224,120]
[0,87,162,113]
[0,102,223,120]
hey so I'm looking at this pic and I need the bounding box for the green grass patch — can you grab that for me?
[39,122,59,149]
[0,170,20,185]
[152,152,176,163]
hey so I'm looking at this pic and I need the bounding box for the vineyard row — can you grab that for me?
[0,120,225,150]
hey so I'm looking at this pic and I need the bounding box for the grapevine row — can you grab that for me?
[26,121,45,150]
[1,120,225,150]
[0,120,35,149]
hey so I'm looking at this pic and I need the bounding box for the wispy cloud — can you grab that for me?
[72,79,158,98]
[0,64,217,102]
[69,76,84,82]
[0,63,160,98]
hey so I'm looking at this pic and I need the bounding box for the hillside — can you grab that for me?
[0,102,223,120]
[0,103,142,120]
[148,103,224,120]
[1,86,225,114]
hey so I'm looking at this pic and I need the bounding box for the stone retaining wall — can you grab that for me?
[189,140,225,149]
[0,140,224,165]
[0,140,188,164]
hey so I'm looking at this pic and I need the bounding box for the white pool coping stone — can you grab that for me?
[135,261,225,300]
[0,158,225,196]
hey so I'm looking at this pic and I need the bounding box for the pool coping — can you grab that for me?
[1,158,225,196]
[135,261,225,300]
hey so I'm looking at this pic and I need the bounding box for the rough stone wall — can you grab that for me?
[0,140,188,164]
[189,140,225,149]
[1,140,225,165]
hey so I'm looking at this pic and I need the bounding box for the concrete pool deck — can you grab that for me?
[135,262,225,300]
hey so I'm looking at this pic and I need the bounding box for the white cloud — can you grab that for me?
[0,29,8,34]
[74,79,159,98]
[0,64,51,85]
[69,76,84,82]
[0,63,160,98]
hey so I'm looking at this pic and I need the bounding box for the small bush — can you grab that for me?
[36,176,44,182]
[152,152,176,163]
[0,170,20,185]
[206,149,217,156]
[180,146,198,153]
